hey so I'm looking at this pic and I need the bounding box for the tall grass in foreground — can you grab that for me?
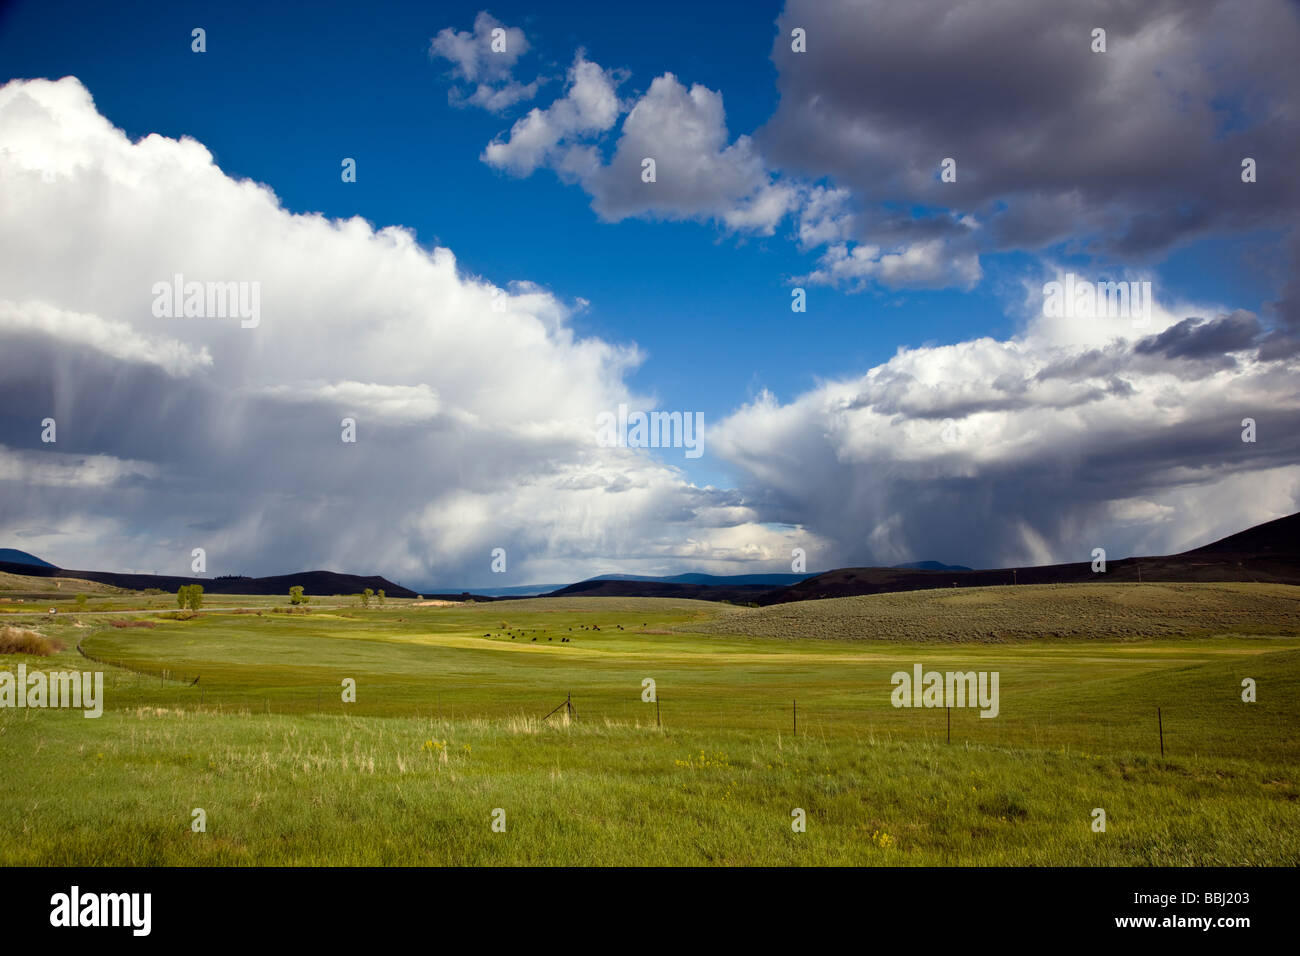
[1,691,1296,866]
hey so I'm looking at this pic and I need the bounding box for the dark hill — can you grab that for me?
[1182,511,1300,557]
[757,512,1300,605]
[0,560,421,599]
[0,548,57,568]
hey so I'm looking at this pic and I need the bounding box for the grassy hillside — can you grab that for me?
[0,568,126,595]
[693,582,1300,643]
[1,589,1297,865]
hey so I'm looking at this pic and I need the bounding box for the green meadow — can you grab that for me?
[1,585,1298,865]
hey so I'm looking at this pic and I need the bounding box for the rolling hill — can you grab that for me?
[0,548,56,568]
[687,581,1300,642]
[0,560,423,599]
[761,511,1300,605]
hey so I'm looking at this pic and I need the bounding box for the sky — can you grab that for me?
[1,0,1298,590]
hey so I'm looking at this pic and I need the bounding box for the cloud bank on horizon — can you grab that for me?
[2,0,1299,586]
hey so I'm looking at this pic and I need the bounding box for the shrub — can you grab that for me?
[0,626,65,656]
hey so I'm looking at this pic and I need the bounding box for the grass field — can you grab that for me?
[1,584,1297,865]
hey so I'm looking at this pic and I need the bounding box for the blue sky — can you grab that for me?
[1,0,1298,586]
[0,0,1084,482]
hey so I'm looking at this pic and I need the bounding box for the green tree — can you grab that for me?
[74,593,87,610]
[376,589,385,606]
[360,588,373,608]
[177,585,188,609]
[185,584,204,611]
[289,585,308,605]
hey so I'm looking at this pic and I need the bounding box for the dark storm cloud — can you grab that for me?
[1134,311,1262,361]
[763,0,1300,274]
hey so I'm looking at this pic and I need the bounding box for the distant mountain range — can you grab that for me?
[542,567,974,599]
[427,583,569,597]
[3,511,1297,605]
[543,571,816,600]
[592,572,817,586]
[545,578,778,602]
[418,572,818,597]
